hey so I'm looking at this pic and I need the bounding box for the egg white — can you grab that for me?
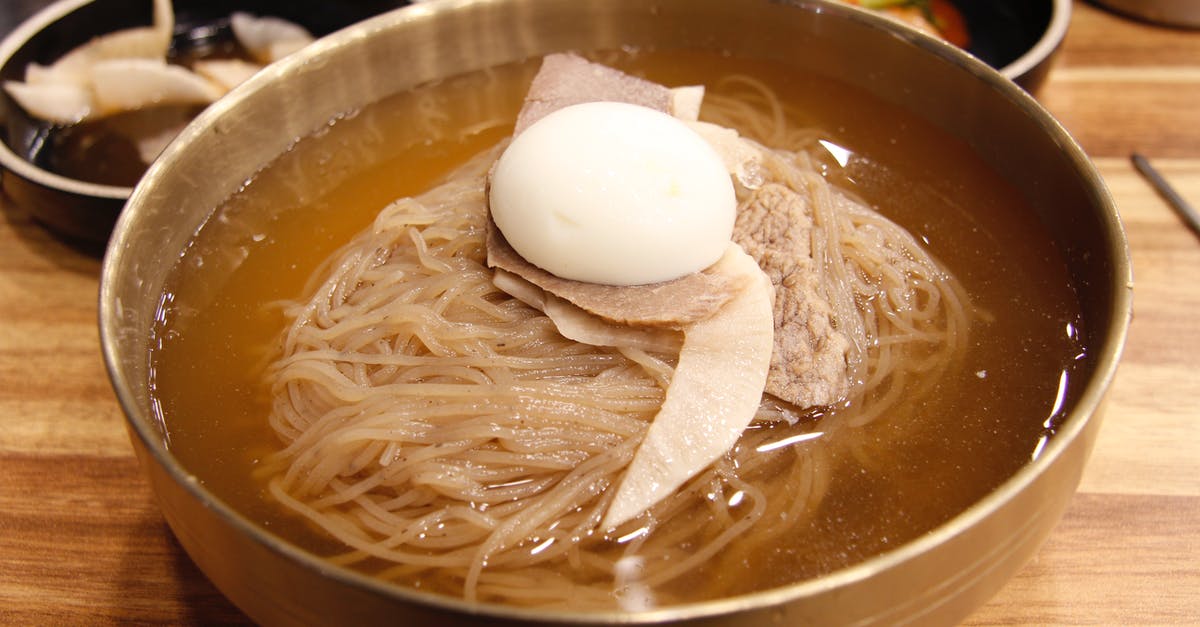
[489,101,736,286]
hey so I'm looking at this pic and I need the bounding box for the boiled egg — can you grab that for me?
[489,101,735,286]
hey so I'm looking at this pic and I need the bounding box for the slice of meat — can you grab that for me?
[488,223,741,328]
[734,183,850,407]
[513,53,673,135]
[493,269,683,353]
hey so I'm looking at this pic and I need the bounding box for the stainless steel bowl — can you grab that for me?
[99,0,1132,624]
[1093,0,1200,28]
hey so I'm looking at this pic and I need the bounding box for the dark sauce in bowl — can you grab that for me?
[38,103,206,187]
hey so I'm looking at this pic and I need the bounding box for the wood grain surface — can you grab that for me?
[1,1,1197,624]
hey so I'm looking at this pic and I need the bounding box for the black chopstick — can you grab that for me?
[1132,153,1200,239]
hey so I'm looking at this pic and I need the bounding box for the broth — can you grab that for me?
[148,49,1089,605]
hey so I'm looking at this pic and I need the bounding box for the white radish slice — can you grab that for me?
[24,63,76,86]
[192,59,263,91]
[90,59,223,114]
[670,85,705,121]
[602,244,775,529]
[230,12,314,64]
[44,0,174,85]
[686,120,764,189]
[3,81,92,124]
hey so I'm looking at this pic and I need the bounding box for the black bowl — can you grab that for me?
[0,0,402,244]
[842,0,1070,93]
[966,0,1071,93]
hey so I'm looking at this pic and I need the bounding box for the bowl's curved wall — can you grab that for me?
[101,1,1130,625]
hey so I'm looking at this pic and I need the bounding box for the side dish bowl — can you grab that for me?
[831,0,1071,94]
[990,0,1072,92]
[0,0,397,243]
[100,0,1131,625]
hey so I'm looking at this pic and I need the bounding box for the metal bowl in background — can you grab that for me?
[987,0,1073,93]
[0,0,400,244]
[99,0,1132,625]
[1091,0,1200,28]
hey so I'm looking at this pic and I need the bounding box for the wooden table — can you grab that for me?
[1,2,1197,623]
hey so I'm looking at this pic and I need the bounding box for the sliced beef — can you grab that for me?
[488,221,741,328]
[513,53,673,135]
[734,183,850,407]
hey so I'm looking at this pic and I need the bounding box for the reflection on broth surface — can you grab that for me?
[148,49,1089,608]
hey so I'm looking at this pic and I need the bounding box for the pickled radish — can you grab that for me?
[603,245,775,529]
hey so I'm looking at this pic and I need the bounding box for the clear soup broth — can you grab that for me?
[148,49,1089,608]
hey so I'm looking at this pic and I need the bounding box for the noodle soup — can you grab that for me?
[148,49,1088,609]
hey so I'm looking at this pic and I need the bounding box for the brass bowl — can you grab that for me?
[99,0,1132,624]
